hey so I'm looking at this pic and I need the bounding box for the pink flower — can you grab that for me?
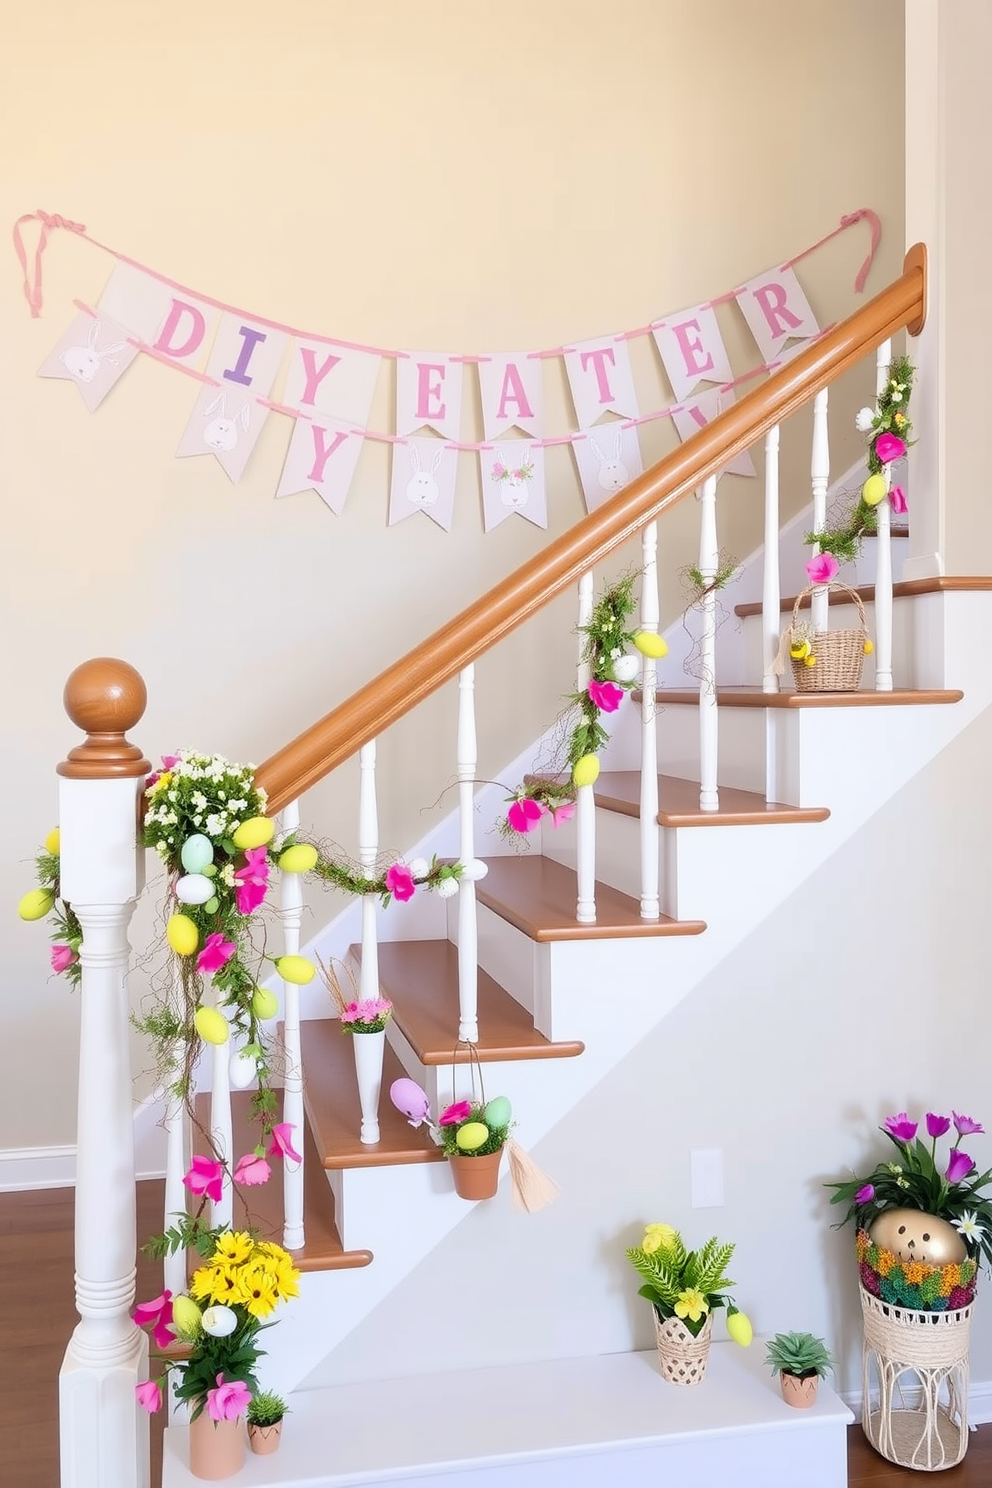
[51,944,77,974]
[874,432,906,464]
[805,551,840,586]
[507,798,543,834]
[234,846,270,916]
[946,1148,975,1185]
[439,1099,472,1126]
[855,1184,875,1205]
[883,1112,918,1142]
[206,1374,252,1423]
[926,1112,951,1139]
[953,1112,985,1137]
[233,1152,271,1186]
[135,1380,163,1414]
[549,800,576,828]
[133,1290,174,1350]
[197,932,236,975]
[268,1122,302,1163]
[341,998,392,1025]
[588,678,624,713]
[385,863,415,902]
[183,1155,225,1205]
[492,461,507,480]
[145,754,180,790]
[889,485,908,516]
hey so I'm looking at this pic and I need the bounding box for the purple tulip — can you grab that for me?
[953,1111,985,1138]
[946,1148,975,1185]
[926,1112,951,1138]
[883,1112,918,1142]
[855,1183,875,1205]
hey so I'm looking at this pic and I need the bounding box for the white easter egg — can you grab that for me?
[175,873,214,906]
[407,857,430,879]
[612,655,639,684]
[459,858,489,883]
[201,1305,238,1337]
[229,1049,257,1090]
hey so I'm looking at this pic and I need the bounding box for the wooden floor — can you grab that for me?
[2,1181,991,1488]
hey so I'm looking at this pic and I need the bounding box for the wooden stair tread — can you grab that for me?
[476,855,706,942]
[354,939,584,1065]
[595,772,829,827]
[734,575,992,619]
[193,1091,372,1270]
[301,1019,444,1170]
[648,684,963,708]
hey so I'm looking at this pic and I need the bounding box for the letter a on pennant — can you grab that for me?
[735,266,820,365]
[478,353,543,440]
[396,352,463,440]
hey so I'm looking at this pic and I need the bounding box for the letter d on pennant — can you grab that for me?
[152,299,206,361]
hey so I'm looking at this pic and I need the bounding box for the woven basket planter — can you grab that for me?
[653,1309,713,1386]
[860,1286,973,1471]
[789,582,868,693]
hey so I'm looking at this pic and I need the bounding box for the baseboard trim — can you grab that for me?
[0,1093,169,1191]
[841,1378,992,1427]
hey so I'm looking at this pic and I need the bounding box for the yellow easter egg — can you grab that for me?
[276,954,316,985]
[726,1309,753,1347]
[455,1121,490,1152]
[18,887,55,921]
[804,655,817,669]
[166,914,200,957]
[864,639,874,655]
[194,1006,229,1045]
[789,640,810,661]
[862,473,887,508]
[44,828,60,855]
[633,631,669,659]
[232,816,274,851]
[277,843,319,874]
[572,754,600,788]
[252,986,279,1020]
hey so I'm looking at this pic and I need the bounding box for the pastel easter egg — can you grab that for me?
[203,897,220,916]
[634,631,669,659]
[455,1121,490,1152]
[170,1294,202,1339]
[572,754,600,789]
[276,954,316,985]
[483,1096,512,1128]
[277,842,319,874]
[18,887,55,921]
[202,863,218,877]
[44,828,61,855]
[726,1310,753,1347]
[166,913,199,957]
[459,858,489,883]
[229,1049,257,1090]
[252,986,279,1020]
[864,639,874,655]
[862,473,887,508]
[180,834,214,874]
[232,816,274,851]
[194,1006,229,1045]
[175,873,214,906]
[390,1077,431,1122]
[201,1305,238,1337]
[612,655,639,684]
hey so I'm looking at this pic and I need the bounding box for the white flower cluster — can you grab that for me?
[855,406,876,433]
[144,750,263,855]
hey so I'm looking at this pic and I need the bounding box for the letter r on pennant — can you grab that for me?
[751,282,804,339]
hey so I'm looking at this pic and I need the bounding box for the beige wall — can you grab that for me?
[0,1,904,1147]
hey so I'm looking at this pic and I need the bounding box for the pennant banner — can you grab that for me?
[14,207,882,530]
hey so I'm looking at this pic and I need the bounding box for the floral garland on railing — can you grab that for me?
[804,354,915,580]
[500,574,668,836]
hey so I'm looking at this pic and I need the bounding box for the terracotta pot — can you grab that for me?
[248,1419,283,1455]
[188,1410,246,1480]
[449,1146,503,1200]
[780,1371,819,1409]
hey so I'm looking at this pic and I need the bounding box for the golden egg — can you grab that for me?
[194,1006,230,1045]
[232,816,275,851]
[869,1208,966,1266]
[166,914,199,957]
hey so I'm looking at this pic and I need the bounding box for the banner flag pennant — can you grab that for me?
[672,387,755,478]
[283,340,380,429]
[572,423,643,514]
[735,265,820,365]
[96,261,219,368]
[480,442,547,532]
[276,415,364,514]
[396,352,463,440]
[389,438,457,529]
[564,335,639,430]
[176,312,289,481]
[37,305,139,410]
[478,353,543,440]
[652,302,733,402]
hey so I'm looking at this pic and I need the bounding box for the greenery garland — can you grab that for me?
[805,354,915,568]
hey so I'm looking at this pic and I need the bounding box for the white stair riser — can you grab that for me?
[448,898,538,1017]
[655,702,769,792]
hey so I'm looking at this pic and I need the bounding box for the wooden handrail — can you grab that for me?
[257,245,927,812]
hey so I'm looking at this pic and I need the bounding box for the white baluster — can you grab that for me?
[575,570,597,922]
[57,661,150,1488]
[456,665,480,1042]
[639,522,660,920]
[208,1007,233,1230]
[357,745,379,1004]
[874,337,894,691]
[762,425,781,694]
[162,971,189,1304]
[279,797,305,1250]
[811,388,831,635]
[697,475,720,812]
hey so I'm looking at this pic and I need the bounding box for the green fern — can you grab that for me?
[687,1237,735,1296]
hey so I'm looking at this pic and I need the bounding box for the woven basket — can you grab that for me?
[789,581,867,693]
[653,1309,713,1386]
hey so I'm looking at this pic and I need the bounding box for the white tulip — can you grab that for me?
[855,407,876,433]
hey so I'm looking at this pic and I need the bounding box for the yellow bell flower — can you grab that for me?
[726,1308,753,1347]
[642,1222,679,1257]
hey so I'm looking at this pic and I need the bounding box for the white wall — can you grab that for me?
[304,699,992,1396]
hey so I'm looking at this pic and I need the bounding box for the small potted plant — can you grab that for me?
[765,1331,833,1408]
[437,1094,513,1200]
[247,1389,287,1455]
[320,957,393,1145]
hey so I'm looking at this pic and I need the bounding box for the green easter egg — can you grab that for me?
[203,896,220,915]
[483,1096,512,1128]
[180,833,213,873]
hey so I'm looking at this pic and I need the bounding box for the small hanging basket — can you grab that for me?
[786,582,869,693]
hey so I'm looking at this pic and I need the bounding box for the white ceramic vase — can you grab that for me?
[352,1029,385,1144]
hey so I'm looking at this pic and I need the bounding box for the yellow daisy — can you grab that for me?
[190,1260,241,1306]
[213,1231,255,1267]
[235,1262,281,1318]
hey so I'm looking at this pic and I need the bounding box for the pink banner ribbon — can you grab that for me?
[12,209,87,317]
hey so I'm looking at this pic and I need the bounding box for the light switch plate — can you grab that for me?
[690,1148,724,1208]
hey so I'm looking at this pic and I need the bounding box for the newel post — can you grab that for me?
[57,659,151,1488]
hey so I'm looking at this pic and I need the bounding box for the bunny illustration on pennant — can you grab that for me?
[406,445,443,506]
[60,320,128,383]
[491,455,534,509]
[589,430,630,494]
[202,393,251,453]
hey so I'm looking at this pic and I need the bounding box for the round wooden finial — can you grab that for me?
[57,658,152,780]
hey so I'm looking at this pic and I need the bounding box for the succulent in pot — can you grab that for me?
[247,1389,287,1455]
[765,1331,833,1408]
